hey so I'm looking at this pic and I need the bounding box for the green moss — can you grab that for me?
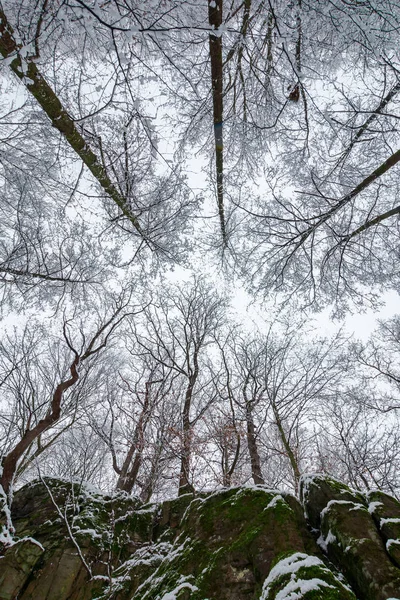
[304,476,366,506]
[125,489,311,599]
[11,478,390,600]
[320,497,400,600]
[125,538,202,600]
[183,488,284,537]
[153,494,194,541]
[260,553,356,600]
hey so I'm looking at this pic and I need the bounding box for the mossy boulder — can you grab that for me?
[259,552,356,600]
[320,500,400,599]
[300,474,366,529]
[302,474,400,600]
[117,487,340,600]
[368,489,400,567]
[0,538,44,600]
[1,476,400,599]
[0,478,146,600]
[153,492,196,542]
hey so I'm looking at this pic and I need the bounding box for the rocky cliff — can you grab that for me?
[1,475,400,599]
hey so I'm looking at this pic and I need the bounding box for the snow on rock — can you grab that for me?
[368,501,384,514]
[259,552,347,600]
[160,577,198,600]
[2,476,400,599]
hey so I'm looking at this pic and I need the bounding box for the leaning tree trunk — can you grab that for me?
[0,356,79,497]
[0,7,143,237]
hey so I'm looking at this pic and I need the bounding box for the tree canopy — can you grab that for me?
[1,0,400,505]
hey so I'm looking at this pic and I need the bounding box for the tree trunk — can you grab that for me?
[272,403,301,494]
[139,435,164,503]
[178,375,196,495]
[117,452,142,493]
[222,432,241,487]
[116,380,152,493]
[0,356,79,496]
[245,404,264,485]
[208,0,227,246]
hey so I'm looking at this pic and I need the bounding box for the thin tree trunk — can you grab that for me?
[245,404,264,485]
[116,380,153,493]
[222,433,241,487]
[140,435,164,503]
[178,375,197,495]
[272,403,301,494]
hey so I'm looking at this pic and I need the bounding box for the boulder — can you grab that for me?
[368,489,400,567]
[0,538,44,600]
[0,476,399,599]
[302,474,400,600]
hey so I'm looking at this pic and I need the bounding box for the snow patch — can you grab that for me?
[380,517,400,526]
[317,529,337,552]
[368,501,384,514]
[17,536,45,551]
[264,495,285,510]
[160,576,198,600]
[74,528,102,539]
[320,499,365,520]
[260,552,334,599]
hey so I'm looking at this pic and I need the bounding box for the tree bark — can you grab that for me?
[116,381,152,493]
[272,403,301,494]
[178,374,197,495]
[222,432,241,487]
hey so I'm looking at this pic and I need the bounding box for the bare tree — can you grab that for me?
[352,316,400,412]
[217,331,269,486]
[132,277,227,494]
[91,354,178,495]
[219,324,345,492]
[0,297,132,499]
[315,393,400,497]
[201,409,245,488]
[1,0,400,503]
[204,344,245,487]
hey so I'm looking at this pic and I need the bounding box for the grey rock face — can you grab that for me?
[0,476,399,599]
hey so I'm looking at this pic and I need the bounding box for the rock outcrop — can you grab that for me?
[0,475,399,599]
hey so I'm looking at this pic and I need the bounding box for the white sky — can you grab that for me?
[2,21,399,348]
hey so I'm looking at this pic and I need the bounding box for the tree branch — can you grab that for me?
[0,8,147,242]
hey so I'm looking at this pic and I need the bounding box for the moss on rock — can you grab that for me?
[3,477,400,600]
[367,489,400,568]
[319,497,400,600]
[120,487,327,600]
[259,552,356,600]
[300,474,366,530]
